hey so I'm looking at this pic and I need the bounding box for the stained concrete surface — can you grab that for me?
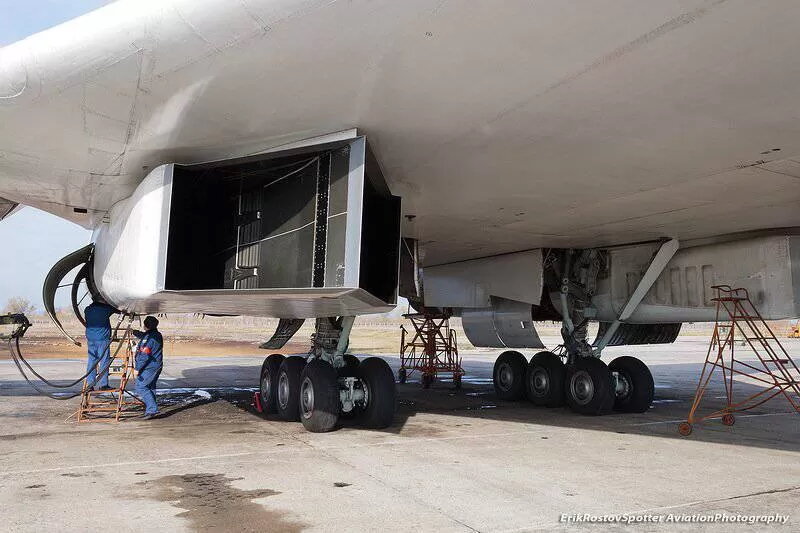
[1,337,799,532]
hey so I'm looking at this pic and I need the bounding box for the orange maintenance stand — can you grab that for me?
[679,286,800,435]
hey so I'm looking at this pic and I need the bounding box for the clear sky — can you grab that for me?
[0,1,113,311]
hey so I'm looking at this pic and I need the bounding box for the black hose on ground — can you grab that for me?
[7,337,83,399]
[5,315,138,400]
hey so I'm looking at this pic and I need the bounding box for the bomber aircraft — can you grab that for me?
[2,0,800,432]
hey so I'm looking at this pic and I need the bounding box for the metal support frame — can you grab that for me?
[556,249,602,360]
[0,313,31,340]
[593,239,679,355]
[399,311,464,388]
[679,286,800,435]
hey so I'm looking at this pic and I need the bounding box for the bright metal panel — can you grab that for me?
[424,250,543,308]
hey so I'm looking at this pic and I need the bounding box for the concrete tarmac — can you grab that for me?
[1,337,799,532]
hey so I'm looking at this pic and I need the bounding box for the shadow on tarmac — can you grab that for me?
[2,358,799,452]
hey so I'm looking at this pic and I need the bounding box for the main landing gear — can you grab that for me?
[258,317,396,432]
[493,243,674,415]
[492,350,654,415]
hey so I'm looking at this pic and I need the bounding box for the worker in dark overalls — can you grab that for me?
[84,300,119,391]
[134,316,164,419]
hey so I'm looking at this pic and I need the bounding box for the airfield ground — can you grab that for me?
[1,331,799,532]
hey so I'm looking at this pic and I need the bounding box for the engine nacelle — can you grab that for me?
[90,133,401,318]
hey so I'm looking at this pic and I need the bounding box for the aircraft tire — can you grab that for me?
[525,351,565,407]
[565,357,614,415]
[608,356,654,413]
[357,357,396,429]
[299,360,341,433]
[338,353,360,377]
[493,350,528,401]
[277,356,306,421]
[259,354,285,414]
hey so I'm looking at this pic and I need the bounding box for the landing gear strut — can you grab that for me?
[257,317,396,432]
[490,245,671,416]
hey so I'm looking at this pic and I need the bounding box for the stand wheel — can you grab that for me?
[678,422,693,436]
[398,368,407,384]
[259,354,284,414]
[277,356,305,421]
[453,374,462,390]
[357,357,396,429]
[299,360,340,433]
[422,373,434,389]
[722,413,735,426]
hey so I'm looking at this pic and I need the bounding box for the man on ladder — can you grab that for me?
[134,316,164,420]
[84,299,120,391]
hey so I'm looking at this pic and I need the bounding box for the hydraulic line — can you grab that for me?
[4,314,137,399]
[7,336,82,399]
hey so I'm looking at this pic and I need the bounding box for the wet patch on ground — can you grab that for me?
[136,473,304,532]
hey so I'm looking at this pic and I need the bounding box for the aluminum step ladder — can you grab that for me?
[76,316,143,422]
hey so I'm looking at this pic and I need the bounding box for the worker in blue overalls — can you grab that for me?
[84,299,119,391]
[134,316,164,420]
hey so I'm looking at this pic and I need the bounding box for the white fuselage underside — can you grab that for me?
[2,0,800,266]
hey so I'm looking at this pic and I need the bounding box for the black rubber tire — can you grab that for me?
[259,354,284,414]
[277,356,306,421]
[525,351,565,407]
[299,360,341,433]
[421,373,434,389]
[453,374,462,390]
[357,357,396,429]
[398,368,407,384]
[493,350,528,401]
[608,356,654,413]
[565,357,614,415]
[338,354,360,377]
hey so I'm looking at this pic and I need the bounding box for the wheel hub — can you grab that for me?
[570,370,595,406]
[300,377,314,418]
[614,371,632,400]
[261,372,271,401]
[530,367,549,397]
[498,363,514,390]
[278,372,290,409]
